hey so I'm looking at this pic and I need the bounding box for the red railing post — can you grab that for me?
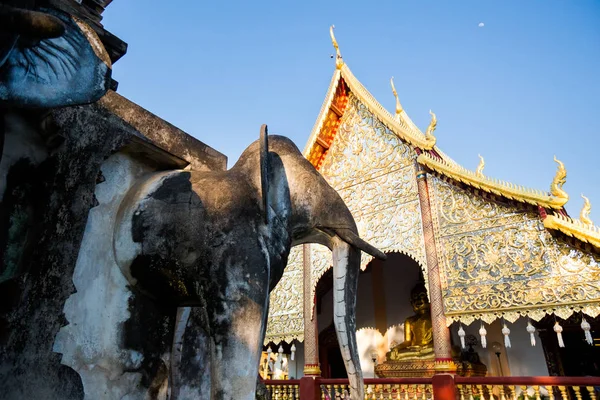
[432,374,458,400]
[300,376,321,400]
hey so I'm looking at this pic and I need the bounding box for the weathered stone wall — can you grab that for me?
[53,152,167,399]
[0,91,226,399]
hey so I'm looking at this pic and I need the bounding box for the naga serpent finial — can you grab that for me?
[390,77,403,116]
[550,156,568,200]
[580,194,593,225]
[330,25,343,69]
[425,110,437,141]
[476,155,485,178]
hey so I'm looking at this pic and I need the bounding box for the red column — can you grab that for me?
[415,164,456,373]
[299,376,321,400]
[432,374,459,400]
[303,244,321,377]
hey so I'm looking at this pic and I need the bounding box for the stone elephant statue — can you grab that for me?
[114,125,385,400]
[0,1,112,108]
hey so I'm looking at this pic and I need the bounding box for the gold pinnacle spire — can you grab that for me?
[390,77,403,116]
[330,25,344,69]
[425,110,437,141]
[580,194,593,225]
[550,156,568,201]
[476,154,485,178]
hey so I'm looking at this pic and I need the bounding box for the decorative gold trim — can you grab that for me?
[476,155,485,178]
[390,77,403,115]
[302,69,342,156]
[434,359,458,373]
[417,152,569,209]
[389,76,426,139]
[543,212,600,249]
[580,194,593,225]
[330,25,344,70]
[446,302,600,327]
[425,110,437,143]
[339,65,437,150]
[550,156,568,200]
[303,364,322,376]
[265,333,304,345]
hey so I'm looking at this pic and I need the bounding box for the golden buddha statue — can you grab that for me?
[386,282,434,361]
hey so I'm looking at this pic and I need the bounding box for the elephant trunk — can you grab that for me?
[331,235,364,400]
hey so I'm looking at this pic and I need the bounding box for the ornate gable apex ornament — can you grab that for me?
[304,26,438,166]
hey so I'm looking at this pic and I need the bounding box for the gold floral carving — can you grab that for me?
[429,176,600,326]
[265,247,304,344]
[309,94,427,311]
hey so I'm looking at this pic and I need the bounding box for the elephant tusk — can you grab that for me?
[0,6,65,39]
[333,228,387,260]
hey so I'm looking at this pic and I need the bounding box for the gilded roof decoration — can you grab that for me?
[429,176,600,325]
[425,110,437,143]
[304,36,437,161]
[389,77,425,137]
[476,155,485,178]
[330,25,344,70]
[580,194,593,226]
[305,73,347,169]
[550,156,568,200]
[417,152,569,209]
[543,212,600,250]
[390,77,403,115]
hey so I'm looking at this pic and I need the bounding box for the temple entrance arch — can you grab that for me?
[315,252,424,378]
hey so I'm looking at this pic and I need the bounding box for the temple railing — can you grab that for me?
[262,376,600,400]
[263,379,300,399]
[321,378,434,400]
[454,377,600,400]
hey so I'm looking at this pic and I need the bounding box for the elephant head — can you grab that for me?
[113,125,384,400]
[0,2,112,108]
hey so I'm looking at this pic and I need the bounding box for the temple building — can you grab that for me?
[262,27,600,381]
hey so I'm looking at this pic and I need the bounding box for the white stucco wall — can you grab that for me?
[52,152,161,399]
[287,342,304,379]
[504,318,549,376]
[450,318,548,377]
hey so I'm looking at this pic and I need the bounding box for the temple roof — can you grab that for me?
[304,26,600,251]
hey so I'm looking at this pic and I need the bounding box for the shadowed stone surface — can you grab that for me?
[0,91,226,399]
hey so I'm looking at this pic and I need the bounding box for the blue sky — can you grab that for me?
[103,1,600,222]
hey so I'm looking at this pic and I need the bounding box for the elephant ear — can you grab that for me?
[260,124,270,224]
[260,124,292,228]
[0,7,112,108]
